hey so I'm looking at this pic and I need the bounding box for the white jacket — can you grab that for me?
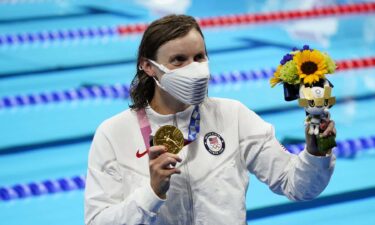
[84,98,335,225]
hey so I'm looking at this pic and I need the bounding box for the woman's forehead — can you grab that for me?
[156,29,205,57]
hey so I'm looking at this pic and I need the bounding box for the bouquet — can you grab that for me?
[270,45,337,153]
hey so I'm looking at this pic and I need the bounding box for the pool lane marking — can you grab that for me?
[246,186,375,221]
[0,5,140,24]
[0,134,94,155]
[0,58,135,79]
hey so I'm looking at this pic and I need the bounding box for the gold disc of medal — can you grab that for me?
[153,125,185,154]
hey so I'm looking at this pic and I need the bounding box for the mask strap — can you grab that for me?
[148,59,170,73]
[153,77,165,90]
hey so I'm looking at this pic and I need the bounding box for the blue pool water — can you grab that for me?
[0,0,375,224]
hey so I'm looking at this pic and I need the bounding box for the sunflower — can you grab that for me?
[293,49,327,85]
[270,65,282,87]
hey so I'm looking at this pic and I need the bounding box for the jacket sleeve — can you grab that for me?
[237,103,336,201]
[84,125,165,225]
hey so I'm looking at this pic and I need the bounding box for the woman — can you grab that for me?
[84,15,336,225]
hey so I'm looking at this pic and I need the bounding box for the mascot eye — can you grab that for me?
[308,100,315,107]
[324,99,329,106]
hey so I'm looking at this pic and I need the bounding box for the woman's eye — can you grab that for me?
[194,54,206,62]
[171,56,186,65]
[308,100,315,107]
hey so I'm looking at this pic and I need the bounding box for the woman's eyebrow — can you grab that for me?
[169,53,186,60]
[195,50,207,57]
[169,51,206,58]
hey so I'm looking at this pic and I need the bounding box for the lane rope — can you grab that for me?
[1,57,374,109]
[194,2,375,29]
[0,175,86,201]
[0,134,374,201]
[0,83,130,109]
[0,2,374,46]
[0,26,118,47]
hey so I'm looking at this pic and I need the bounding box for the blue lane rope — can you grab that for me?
[0,83,130,109]
[0,135,374,201]
[0,69,274,109]
[209,69,275,84]
[286,135,375,158]
[0,175,85,201]
[0,27,118,47]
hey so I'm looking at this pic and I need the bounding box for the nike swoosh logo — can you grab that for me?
[136,149,149,158]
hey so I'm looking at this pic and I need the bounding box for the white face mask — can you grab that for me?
[149,59,210,105]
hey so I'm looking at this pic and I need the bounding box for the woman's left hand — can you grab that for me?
[319,119,336,138]
[305,115,336,156]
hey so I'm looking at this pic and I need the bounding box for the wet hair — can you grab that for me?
[129,14,205,110]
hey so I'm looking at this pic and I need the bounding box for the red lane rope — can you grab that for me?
[117,2,375,35]
[337,57,375,71]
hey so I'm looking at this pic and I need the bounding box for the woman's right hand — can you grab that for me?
[149,145,182,199]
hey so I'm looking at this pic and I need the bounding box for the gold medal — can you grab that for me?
[153,125,184,154]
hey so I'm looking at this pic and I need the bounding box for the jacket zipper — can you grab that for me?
[183,155,195,225]
[175,114,195,224]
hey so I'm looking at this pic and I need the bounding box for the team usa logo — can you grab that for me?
[203,132,225,155]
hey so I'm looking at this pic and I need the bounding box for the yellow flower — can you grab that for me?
[270,65,282,87]
[293,49,327,85]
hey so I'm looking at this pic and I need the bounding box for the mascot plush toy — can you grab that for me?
[270,45,337,153]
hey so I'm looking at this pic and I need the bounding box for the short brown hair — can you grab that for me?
[129,14,205,110]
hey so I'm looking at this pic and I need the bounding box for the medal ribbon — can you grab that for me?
[136,108,152,149]
[188,106,200,141]
[136,106,200,152]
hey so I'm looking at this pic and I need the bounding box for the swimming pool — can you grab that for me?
[1,0,375,224]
